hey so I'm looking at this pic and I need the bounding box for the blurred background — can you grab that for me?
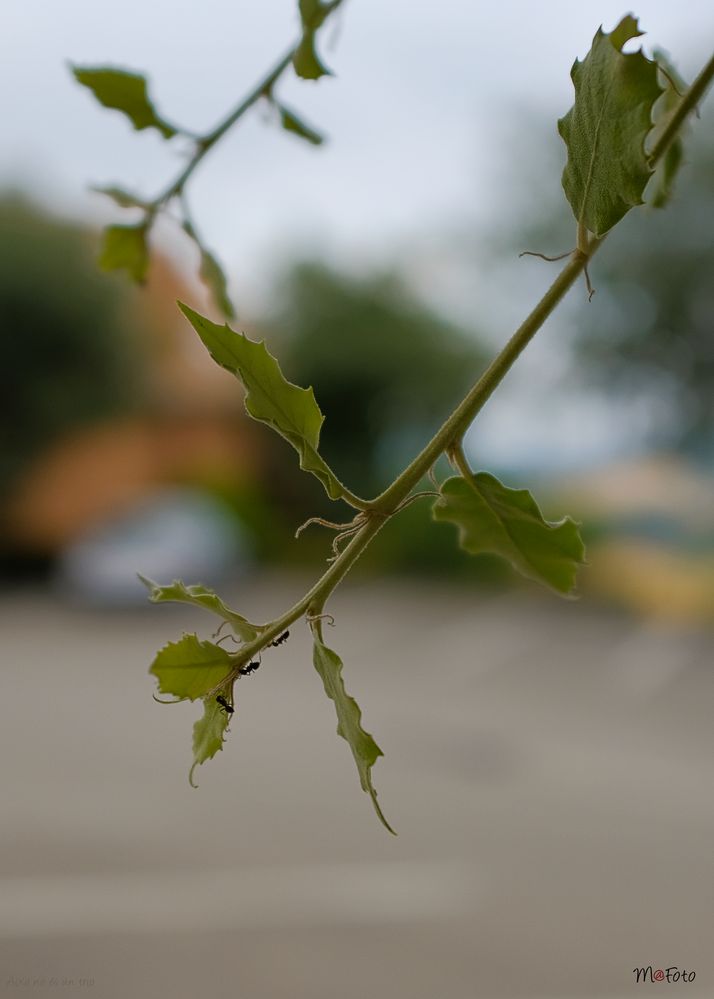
[1,2,713,997]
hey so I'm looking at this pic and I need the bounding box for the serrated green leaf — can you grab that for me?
[293,32,332,80]
[99,223,149,283]
[139,576,260,642]
[557,16,663,236]
[648,50,688,208]
[178,303,345,501]
[72,66,177,139]
[189,694,231,787]
[150,634,234,701]
[313,636,395,834]
[432,474,586,596]
[93,185,149,210]
[278,104,325,146]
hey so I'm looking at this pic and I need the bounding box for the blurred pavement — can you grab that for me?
[1,574,712,998]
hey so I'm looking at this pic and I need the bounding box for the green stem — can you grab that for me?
[156,47,295,205]
[229,513,386,666]
[373,246,597,513]
[648,53,714,167]
[449,441,474,481]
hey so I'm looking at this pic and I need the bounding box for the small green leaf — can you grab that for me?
[92,185,149,210]
[648,50,688,208]
[99,223,149,283]
[199,249,234,318]
[189,694,231,787]
[178,303,345,501]
[313,636,395,835]
[150,634,234,701]
[558,16,663,236]
[298,0,337,30]
[292,1,340,80]
[293,32,332,80]
[278,104,325,145]
[72,66,177,139]
[181,219,235,318]
[139,576,260,642]
[432,474,586,596]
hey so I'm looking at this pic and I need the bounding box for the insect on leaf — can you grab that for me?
[72,66,177,139]
[558,15,663,236]
[139,576,260,642]
[189,694,232,787]
[99,224,149,283]
[432,474,586,596]
[150,634,234,701]
[313,635,395,834]
[179,304,346,501]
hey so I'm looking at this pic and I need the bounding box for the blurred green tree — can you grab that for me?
[0,197,145,495]
[268,262,488,496]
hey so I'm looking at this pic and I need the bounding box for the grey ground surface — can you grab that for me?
[1,574,712,998]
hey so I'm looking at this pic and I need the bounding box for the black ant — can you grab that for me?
[270,630,289,647]
[216,695,234,715]
[239,660,261,677]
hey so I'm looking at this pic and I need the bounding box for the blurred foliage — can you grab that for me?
[510,120,714,457]
[0,196,145,495]
[268,262,489,497]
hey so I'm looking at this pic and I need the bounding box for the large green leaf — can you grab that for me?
[139,576,260,642]
[99,224,149,283]
[313,636,395,834]
[150,634,234,701]
[72,66,177,139]
[558,16,663,236]
[179,304,344,500]
[189,694,232,787]
[432,474,586,596]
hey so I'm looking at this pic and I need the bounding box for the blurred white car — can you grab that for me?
[55,486,250,605]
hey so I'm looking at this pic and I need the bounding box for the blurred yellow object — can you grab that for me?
[585,539,714,624]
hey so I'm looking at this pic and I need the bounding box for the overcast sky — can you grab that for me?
[2,1,712,469]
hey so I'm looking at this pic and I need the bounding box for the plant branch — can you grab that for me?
[151,0,348,209]
[221,46,712,667]
[155,47,296,206]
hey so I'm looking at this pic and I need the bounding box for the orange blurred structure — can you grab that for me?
[3,254,259,554]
